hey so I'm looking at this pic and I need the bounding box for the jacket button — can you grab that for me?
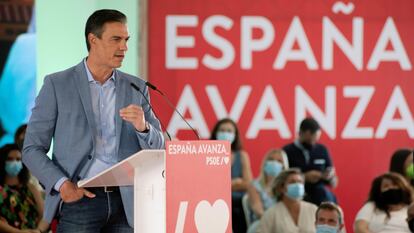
[77,176,81,181]
[88,155,92,160]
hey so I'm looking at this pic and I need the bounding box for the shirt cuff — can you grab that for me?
[54,177,68,192]
[136,124,155,147]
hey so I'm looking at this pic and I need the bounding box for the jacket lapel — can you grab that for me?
[74,62,97,149]
[115,71,128,156]
[73,62,129,158]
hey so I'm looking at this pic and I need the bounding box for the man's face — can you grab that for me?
[300,130,321,145]
[89,22,130,69]
[316,209,341,227]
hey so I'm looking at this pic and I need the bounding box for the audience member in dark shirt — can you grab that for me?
[283,117,338,205]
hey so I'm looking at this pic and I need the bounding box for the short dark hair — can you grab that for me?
[299,117,320,134]
[316,202,343,225]
[85,9,127,51]
[210,118,242,151]
[368,172,413,218]
[0,144,30,186]
[272,168,303,200]
[389,148,413,176]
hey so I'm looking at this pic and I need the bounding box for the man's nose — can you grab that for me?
[120,41,128,51]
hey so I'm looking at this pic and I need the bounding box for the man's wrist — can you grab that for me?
[137,121,150,133]
[54,177,69,192]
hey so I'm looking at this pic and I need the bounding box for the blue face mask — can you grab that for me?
[216,131,235,143]
[264,161,283,177]
[286,183,305,200]
[5,161,23,177]
[316,224,339,233]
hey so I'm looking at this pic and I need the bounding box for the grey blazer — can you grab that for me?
[22,61,165,227]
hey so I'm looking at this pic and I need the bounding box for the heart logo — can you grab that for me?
[223,157,230,165]
[194,200,230,233]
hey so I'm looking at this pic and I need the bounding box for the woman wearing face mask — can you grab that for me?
[0,144,46,233]
[354,172,413,233]
[256,168,318,233]
[389,149,414,186]
[210,118,253,233]
[246,149,289,233]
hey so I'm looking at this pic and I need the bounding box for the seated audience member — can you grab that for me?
[315,202,345,233]
[210,118,253,233]
[257,168,318,233]
[354,172,413,233]
[390,149,414,186]
[283,117,338,205]
[14,124,43,192]
[0,144,48,233]
[408,203,414,233]
[14,124,27,151]
[247,149,289,233]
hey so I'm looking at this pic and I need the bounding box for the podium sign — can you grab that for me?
[166,140,232,233]
[78,141,231,233]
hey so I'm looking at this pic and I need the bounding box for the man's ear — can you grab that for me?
[88,33,96,48]
[339,224,345,230]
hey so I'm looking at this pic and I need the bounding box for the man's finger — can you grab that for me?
[120,111,142,116]
[63,188,84,203]
[121,105,142,112]
[121,117,138,122]
[119,111,142,117]
[82,189,96,198]
[127,104,142,110]
[120,112,144,120]
[120,107,143,113]
[120,109,136,114]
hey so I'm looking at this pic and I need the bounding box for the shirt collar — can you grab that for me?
[294,139,306,151]
[83,58,116,83]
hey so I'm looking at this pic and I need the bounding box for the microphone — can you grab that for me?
[145,81,158,92]
[130,83,172,140]
[145,81,200,140]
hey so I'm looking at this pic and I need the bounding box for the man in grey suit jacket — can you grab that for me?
[22,9,164,232]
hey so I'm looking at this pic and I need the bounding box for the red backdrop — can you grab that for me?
[148,0,414,231]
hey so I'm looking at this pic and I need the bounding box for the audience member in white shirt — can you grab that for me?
[354,172,413,233]
[257,168,318,233]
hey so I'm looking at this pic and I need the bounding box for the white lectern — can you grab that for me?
[78,150,166,233]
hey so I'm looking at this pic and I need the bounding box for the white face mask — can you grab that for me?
[5,160,23,177]
[216,131,235,143]
[315,224,339,233]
